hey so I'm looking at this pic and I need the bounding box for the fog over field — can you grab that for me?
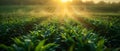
[82,0,120,3]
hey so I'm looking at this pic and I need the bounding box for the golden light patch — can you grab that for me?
[61,0,72,3]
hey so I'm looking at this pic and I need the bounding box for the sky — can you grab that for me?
[82,0,120,3]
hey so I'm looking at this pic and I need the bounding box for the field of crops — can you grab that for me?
[0,5,120,51]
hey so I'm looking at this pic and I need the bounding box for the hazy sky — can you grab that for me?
[82,0,120,3]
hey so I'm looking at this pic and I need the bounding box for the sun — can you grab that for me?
[61,0,72,3]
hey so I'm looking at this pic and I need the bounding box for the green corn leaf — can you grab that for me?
[13,38,24,46]
[43,43,58,51]
[35,40,46,51]
[68,44,74,51]
[0,44,14,51]
[96,39,105,51]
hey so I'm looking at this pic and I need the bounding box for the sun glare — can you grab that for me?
[61,0,72,3]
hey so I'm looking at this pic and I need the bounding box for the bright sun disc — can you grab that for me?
[61,0,72,3]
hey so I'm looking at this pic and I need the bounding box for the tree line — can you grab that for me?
[0,0,120,6]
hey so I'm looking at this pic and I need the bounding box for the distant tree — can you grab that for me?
[97,1,106,6]
[72,0,83,5]
[85,1,95,5]
[0,0,53,5]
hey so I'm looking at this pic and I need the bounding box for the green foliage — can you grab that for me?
[0,44,14,51]
[0,6,120,51]
[35,40,58,51]
[96,39,105,51]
